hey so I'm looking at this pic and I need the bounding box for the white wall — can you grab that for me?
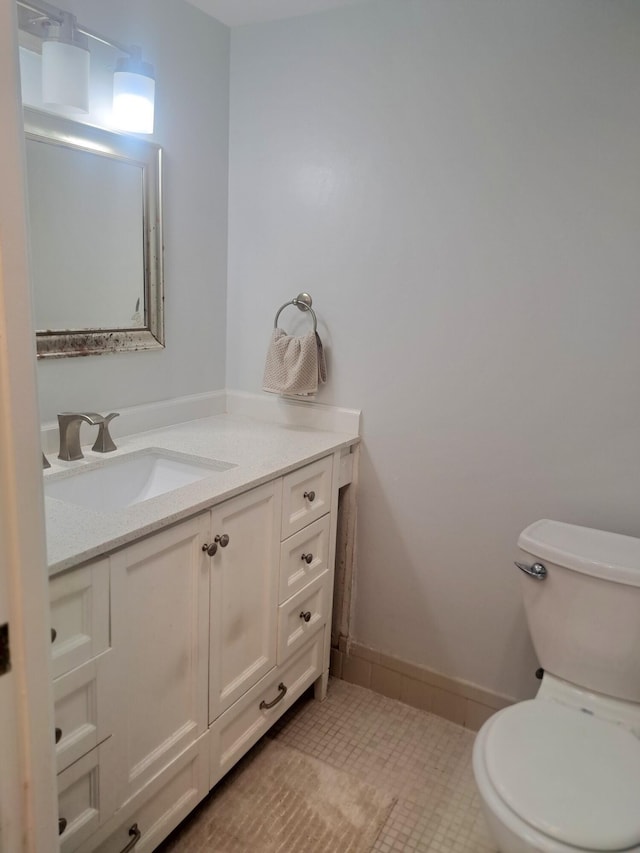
[32,0,230,421]
[226,0,640,700]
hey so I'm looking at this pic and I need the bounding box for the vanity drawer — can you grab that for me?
[279,514,330,603]
[54,650,116,775]
[281,455,333,539]
[277,571,328,664]
[210,628,324,789]
[57,739,116,853]
[50,560,109,679]
[76,733,209,853]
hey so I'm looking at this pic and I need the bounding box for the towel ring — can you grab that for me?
[274,292,317,332]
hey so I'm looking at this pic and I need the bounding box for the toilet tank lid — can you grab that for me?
[518,519,640,587]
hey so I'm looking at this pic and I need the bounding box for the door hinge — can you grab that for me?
[0,623,11,676]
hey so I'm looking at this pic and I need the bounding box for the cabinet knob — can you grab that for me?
[55,727,62,744]
[202,542,218,556]
[58,817,67,836]
[299,610,312,623]
[303,490,316,502]
[301,553,313,564]
[214,533,230,548]
[51,627,57,643]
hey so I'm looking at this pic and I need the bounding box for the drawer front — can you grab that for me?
[57,740,116,853]
[54,650,116,774]
[277,572,328,664]
[50,560,109,679]
[210,628,324,789]
[279,514,330,603]
[79,734,209,853]
[281,456,333,539]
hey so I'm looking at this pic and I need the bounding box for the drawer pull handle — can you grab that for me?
[214,533,230,548]
[55,727,62,744]
[58,817,67,836]
[259,682,287,710]
[51,628,57,644]
[202,542,218,556]
[300,610,312,623]
[120,824,142,852]
[303,490,316,502]
[301,553,313,564]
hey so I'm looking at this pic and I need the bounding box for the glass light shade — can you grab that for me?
[42,40,90,114]
[113,69,155,134]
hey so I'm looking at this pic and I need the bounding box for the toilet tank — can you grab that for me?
[517,520,640,703]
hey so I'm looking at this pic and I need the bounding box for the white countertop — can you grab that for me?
[44,414,359,575]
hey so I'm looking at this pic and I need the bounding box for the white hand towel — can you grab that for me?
[262,328,327,396]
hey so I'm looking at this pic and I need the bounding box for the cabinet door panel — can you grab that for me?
[110,514,210,807]
[209,480,281,722]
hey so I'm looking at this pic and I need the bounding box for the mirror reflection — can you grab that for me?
[24,107,164,358]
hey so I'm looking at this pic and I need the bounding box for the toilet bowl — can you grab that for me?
[472,520,640,853]
[473,699,640,852]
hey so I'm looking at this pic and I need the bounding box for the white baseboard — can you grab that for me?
[225,390,361,434]
[41,390,226,455]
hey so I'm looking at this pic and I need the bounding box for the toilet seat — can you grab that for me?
[476,701,640,851]
[475,700,640,852]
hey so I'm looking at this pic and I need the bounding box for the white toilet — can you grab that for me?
[473,519,640,853]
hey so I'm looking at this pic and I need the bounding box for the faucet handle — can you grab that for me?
[91,413,119,453]
[79,412,104,425]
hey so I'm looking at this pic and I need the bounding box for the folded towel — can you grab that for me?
[315,332,327,386]
[263,328,327,396]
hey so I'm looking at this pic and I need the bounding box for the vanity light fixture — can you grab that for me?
[113,48,155,135]
[41,10,89,114]
[16,0,156,134]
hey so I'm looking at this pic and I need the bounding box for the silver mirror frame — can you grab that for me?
[24,107,164,359]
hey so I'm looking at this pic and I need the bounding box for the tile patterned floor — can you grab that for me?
[272,679,495,853]
[164,678,496,852]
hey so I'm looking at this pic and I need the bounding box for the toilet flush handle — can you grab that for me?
[514,561,547,581]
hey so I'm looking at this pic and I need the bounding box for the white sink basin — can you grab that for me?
[44,448,236,512]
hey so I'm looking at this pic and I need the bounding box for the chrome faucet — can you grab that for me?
[57,412,119,461]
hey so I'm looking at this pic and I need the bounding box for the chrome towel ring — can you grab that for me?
[273,292,317,332]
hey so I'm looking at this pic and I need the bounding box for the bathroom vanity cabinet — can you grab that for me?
[49,450,347,853]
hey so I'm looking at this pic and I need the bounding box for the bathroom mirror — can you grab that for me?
[24,107,164,358]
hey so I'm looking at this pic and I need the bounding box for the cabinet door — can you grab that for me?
[209,480,282,722]
[109,513,210,808]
